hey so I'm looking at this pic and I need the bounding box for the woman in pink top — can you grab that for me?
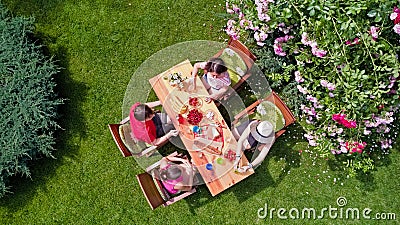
[159,155,195,194]
[191,58,231,100]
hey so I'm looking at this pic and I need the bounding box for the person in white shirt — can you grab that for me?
[191,58,231,100]
[231,120,275,172]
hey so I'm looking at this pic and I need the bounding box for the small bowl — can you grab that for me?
[180,105,189,114]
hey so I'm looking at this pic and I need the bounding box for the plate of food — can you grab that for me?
[187,108,203,125]
[188,97,202,108]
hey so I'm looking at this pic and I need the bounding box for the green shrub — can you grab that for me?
[224,0,400,176]
[0,4,62,197]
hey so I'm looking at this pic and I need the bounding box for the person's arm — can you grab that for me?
[151,130,179,146]
[174,165,194,192]
[238,137,275,172]
[191,62,206,88]
[248,141,274,168]
[159,157,169,169]
[146,100,161,108]
[233,124,252,168]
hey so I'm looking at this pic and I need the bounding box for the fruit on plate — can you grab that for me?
[187,109,203,125]
[188,97,201,107]
[225,149,236,161]
[180,105,188,114]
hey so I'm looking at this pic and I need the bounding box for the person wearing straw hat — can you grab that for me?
[232,120,275,172]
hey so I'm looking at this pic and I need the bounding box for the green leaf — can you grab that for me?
[367,10,377,17]
[283,8,292,18]
[340,21,348,30]
[309,9,315,16]
[374,15,382,22]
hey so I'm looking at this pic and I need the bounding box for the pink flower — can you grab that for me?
[320,80,328,87]
[225,20,240,40]
[390,12,398,20]
[345,38,361,46]
[309,139,317,146]
[240,19,254,30]
[258,12,270,22]
[254,31,268,46]
[226,2,234,14]
[255,0,271,22]
[329,92,335,98]
[341,120,351,128]
[332,113,346,122]
[327,83,336,91]
[341,119,357,128]
[273,44,286,56]
[346,141,366,154]
[306,95,318,103]
[297,85,308,94]
[273,35,294,56]
[394,24,400,35]
[392,6,400,24]
[301,32,312,45]
[332,113,356,128]
[312,48,327,58]
[381,139,392,149]
[233,5,241,13]
[295,71,304,83]
[369,26,380,40]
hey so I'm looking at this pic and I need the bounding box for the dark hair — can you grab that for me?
[133,104,154,121]
[204,58,227,74]
[160,166,182,180]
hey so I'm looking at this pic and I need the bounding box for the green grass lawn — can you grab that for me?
[1,0,399,224]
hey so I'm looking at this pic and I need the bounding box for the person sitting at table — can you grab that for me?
[231,120,275,172]
[190,57,231,100]
[130,101,179,146]
[158,154,196,194]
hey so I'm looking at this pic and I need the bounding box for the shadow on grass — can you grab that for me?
[185,123,304,213]
[232,124,303,203]
[0,32,88,209]
[2,0,64,19]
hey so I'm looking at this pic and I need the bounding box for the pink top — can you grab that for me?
[161,164,184,195]
[129,102,157,144]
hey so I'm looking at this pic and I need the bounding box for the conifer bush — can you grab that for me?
[0,4,62,197]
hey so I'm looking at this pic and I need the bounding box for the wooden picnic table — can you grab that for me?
[148,59,254,196]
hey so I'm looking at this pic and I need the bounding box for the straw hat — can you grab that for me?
[250,121,275,143]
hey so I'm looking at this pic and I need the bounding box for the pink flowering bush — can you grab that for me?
[225,0,400,176]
